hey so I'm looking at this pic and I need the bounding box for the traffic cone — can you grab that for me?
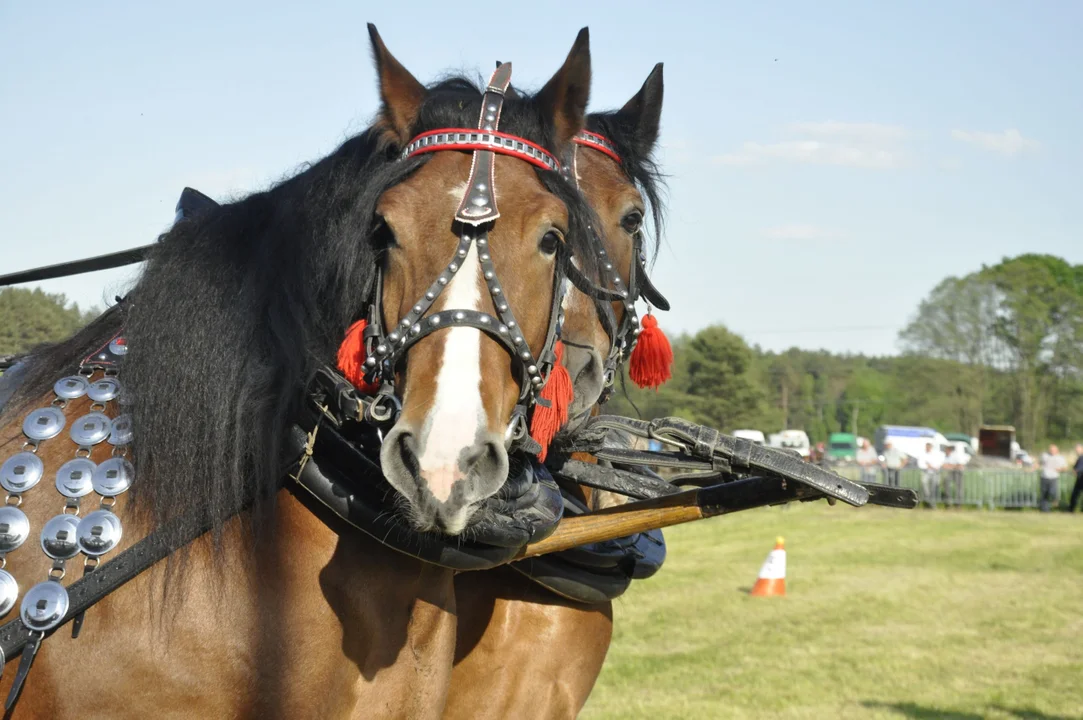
[750,537,786,597]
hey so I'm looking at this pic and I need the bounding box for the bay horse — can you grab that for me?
[0,26,604,719]
[446,65,667,719]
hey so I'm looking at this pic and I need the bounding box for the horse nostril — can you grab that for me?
[396,431,421,478]
[465,441,508,487]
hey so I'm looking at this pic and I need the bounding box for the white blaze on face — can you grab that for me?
[415,236,484,503]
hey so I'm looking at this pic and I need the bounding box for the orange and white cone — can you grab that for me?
[750,537,786,597]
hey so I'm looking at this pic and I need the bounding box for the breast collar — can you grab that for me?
[565,131,670,404]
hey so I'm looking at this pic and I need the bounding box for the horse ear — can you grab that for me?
[619,63,664,155]
[368,24,427,144]
[536,28,591,146]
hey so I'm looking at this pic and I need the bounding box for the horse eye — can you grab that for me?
[621,211,643,234]
[538,230,562,256]
[372,220,397,249]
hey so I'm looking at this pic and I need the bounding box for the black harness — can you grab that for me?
[360,63,609,451]
[564,131,671,405]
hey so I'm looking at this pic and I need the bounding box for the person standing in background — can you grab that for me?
[857,438,881,485]
[1038,444,1067,513]
[883,441,908,487]
[917,441,944,509]
[1069,443,1083,512]
[943,445,966,507]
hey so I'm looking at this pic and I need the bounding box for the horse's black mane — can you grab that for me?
[585,111,667,259]
[7,74,602,560]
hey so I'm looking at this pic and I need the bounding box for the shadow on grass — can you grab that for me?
[863,702,1080,720]
[990,705,1082,720]
[862,701,984,719]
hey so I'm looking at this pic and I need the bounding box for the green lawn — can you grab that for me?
[583,503,1083,719]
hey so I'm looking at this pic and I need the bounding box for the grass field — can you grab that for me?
[582,503,1083,719]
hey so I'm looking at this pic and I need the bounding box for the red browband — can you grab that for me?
[402,128,561,172]
[573,131,621,164]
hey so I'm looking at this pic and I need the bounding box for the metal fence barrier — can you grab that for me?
[835,466,1079,510]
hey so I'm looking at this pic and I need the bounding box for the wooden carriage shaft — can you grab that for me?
[515,476,819,560]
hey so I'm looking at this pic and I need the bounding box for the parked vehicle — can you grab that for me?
[873,425,948,460]
[826,432,858,462]
[945,432,977,451]
[732,429,766,445]
[979,425,1015,459]
[775,429,811,459]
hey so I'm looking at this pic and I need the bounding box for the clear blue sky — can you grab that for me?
[2,1,1080,356]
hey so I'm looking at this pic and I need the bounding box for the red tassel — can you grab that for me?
[629,313,673,390]
[336,319,380,395]
[530,340,574,462]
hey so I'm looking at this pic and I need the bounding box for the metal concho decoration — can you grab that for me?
[69,411,112,447]
[22,407,66,442]
[108,414,133,446]
[0,570,18,619]
[55,458,96,498]
[87,377,121,403]
[0,506,30,554]
[40,514,81,560]
[92,457,134,497]
[76,510,123,557]
[53,376,90,400]
[20,581,70,632]
[0,452,44,494]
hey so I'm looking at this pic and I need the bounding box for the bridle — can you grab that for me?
[565,130,670,404]
[357,63,618,451]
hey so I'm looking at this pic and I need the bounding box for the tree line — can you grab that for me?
[609,254,1083,450]
[0,288,99,357]
[4,253,1081,451]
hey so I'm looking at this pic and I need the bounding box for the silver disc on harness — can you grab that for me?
[87,377,121,403]
[53,376,90,400]
[92,457,134,497]
[0,506,30,554]
[108,337,128,356]
[0,570,18,618]
[69,412,111,447]
[20,581,69,632]
[108,414,133,446]
[0,452,44,493]
[55,458,96,499]
[40,514,80,560]
[76,509,123,557]
[22,407,66,441]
